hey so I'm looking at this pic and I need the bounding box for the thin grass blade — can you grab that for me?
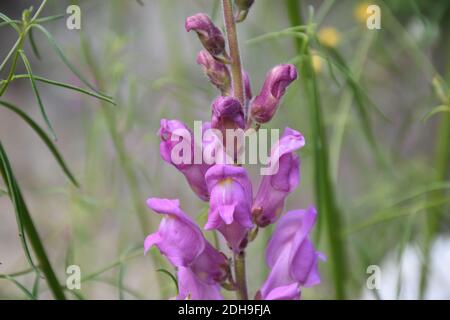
[0,100,79,187]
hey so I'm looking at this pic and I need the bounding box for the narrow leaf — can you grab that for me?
[0,275,36,300]
[28,28,41,60]
[0,141,66,300]
[0,100,79,187]
[19,50,56,139]
[157,269,179,295]
[422,105,450,122]
[31,24,112,98]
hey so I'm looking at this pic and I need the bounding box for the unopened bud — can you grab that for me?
[186,13,226,56]
[235,0,254,22]
[250,64,298,123]
[197,50,231,94]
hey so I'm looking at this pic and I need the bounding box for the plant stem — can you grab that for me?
[420,7,450,298]
[222,0,249,300]
[285,0,347,299]
[222,0,245,106]
[233,251,249,300]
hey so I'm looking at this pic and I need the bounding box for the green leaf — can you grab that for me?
[0,19,21,28]
[0,143,39,275]
[0,13,21,33]
[286,0,347,299]
[0,188,7,196]
[33,13,66,24]
[0,141,66,299]
[31,24,112,98]
[157,269,179,295]
[19,50,56,139]
[8,74,116,105]
[0,275,36,300]
[422,105,450,122]
[28,28,41,60]
[32,272,41,298]
[0,100,79,187]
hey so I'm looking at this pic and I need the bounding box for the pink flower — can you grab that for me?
[158,119,210,201]
[177,267,223,300]
[257,207,324,300]
[250,64,298,123]
[144,198,228,284]
[205,165,253,253]
[185,13,225,56]
[252,128,305,227]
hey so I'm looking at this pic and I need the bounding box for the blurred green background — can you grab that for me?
[0,0,449,299]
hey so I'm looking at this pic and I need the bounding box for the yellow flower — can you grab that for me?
[311,51,323,74]
[354,2,371,24]
[317,27,340,48]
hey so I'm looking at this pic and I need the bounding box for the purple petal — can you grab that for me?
[262,283,300,300]
[158,119,210,201]
[205,165,253,252]
[250,64,298,123]
[145,198,205,267]
[253,128,304,226]
[185,13,225,56]
[177,267,223,300]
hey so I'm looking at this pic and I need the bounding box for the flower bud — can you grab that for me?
[250,64,298,123]
[211,96,245,132]
[185,13,225,56]
[235,0,255,22]
[197,50,231,94]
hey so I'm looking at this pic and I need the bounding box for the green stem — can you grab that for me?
[420,8,450,298]
[233,252,248,300]
[0,0,47,97]
[285,0,347,299]
[0,0,48,95]
[30,0,48,23]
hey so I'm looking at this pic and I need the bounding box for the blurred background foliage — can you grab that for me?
[0,0,449,299]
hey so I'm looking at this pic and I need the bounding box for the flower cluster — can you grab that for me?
[144,10,324,300]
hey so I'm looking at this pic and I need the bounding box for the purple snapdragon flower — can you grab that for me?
[252,127,305,227]
[205,164,253,253]
[144,198,228,284]
[185,13,226,56]
[146,6,324,300]
[250,64,298,123]
[158,119,210,201]
[257,207,325,300]
[177,267,223,300]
